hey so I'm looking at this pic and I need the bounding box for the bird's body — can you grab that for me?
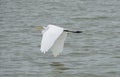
[40,25,67,57]
[39,24,82,57]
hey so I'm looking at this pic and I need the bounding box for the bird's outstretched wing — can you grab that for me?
[51,32,67,57]
[40,25,64,53]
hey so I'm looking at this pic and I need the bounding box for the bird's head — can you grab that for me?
[35,26,44,31]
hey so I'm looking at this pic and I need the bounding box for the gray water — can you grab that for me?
[0,0,120,77]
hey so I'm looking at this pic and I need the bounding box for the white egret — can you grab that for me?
[36,24,82,57]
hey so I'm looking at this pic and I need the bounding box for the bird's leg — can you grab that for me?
[64,30,83,33]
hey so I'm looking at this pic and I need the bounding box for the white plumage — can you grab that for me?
[50,32,67,57]
[40,25,67,57]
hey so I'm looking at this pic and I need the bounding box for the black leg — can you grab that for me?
[64,30,83,33]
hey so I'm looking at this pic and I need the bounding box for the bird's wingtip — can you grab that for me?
[40,49,46,54]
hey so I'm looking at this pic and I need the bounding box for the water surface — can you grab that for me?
[0,0,120,77]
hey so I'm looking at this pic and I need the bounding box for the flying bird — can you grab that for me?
[36,24,82,57]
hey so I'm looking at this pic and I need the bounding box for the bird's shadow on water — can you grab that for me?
[50,62,70,73]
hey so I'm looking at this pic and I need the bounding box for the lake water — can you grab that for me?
[0,0,120,77]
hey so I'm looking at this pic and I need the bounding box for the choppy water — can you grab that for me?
[0,0,120,77]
